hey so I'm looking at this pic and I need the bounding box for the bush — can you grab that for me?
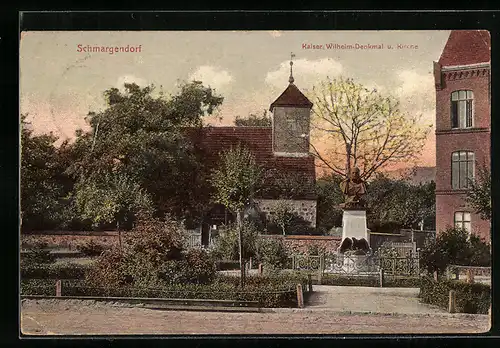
[210,221,259,261]
[76,240,107,257]
[419,276,490,314]
[21,274,309,308]
[21,241,55,265]
[420,227,491,274]
[256,237,290,271]
[160,248,216,285]
[21,262,91,280]
[215,260,241,270]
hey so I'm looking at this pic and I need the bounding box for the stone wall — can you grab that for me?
[254,198,317,227]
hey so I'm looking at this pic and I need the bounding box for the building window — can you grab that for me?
[286,117,298,131]
[451,90,473,129]
[451,151,475,189]
[454,211,471,233]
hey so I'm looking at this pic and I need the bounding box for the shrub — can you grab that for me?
[21,241,55,265]
[76,240,107,257]
[420,227,491,274]
[419,276,490,314]
[21,262,91,280]
[210,221,259,261]
[160,248,216,285]
[257,237,290,271]
[215,260,241,270]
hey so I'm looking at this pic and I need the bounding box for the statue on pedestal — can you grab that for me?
[339,167,367,209]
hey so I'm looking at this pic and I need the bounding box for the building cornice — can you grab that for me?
[441,62,490,71]
[442,67,489,81]
[435,127,490,136]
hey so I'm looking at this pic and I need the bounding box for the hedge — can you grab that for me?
[21,262,91,280]
[419,276,490,314]
[20,274,310,308]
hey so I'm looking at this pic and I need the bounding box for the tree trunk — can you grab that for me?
[236,209,244,288]
[117,221,122,253]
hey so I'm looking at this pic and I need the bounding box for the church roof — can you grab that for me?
[187,126,316,200]
[438,30,491,67]
[269,83,313,112]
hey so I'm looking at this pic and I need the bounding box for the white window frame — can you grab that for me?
[451,90,474,129]
[451,150,475,189]
[454,211,471,234]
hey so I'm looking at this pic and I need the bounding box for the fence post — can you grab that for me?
[296,284,304,308]
[448,290,456,313]
[433,271,439,282]
[258,263,263,276]
[249,257,253,270]
[466,269,475,284]
[307,274,313,293]
[56,280,62,297]
[379,268,384,287]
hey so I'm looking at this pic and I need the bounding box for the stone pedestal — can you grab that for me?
[340,208,369,245]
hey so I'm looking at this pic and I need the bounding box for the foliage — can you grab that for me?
[466,164,491,220]
[76,240,107,257]
[315,174,344,232]
[256,238,291,271]
[21,241,55,265]
[21,274,309,308]
[259,169,315,200]
[365,173,435,231]
[21,262,91,280]
[210,144,263,215]
[85,215,216,288]
[419,276,490,314]
[210,222,260,261]
[20,116,73,231]
[234,110,272,127]
[420,227,491,274]
[306,244,327,256]
[268,201,296,235]
[67,82,223,225]
[308,77,431,180]
[74,172,154,230]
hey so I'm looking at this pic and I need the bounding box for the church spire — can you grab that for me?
[289,52,295,84]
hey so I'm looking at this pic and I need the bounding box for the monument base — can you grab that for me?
[342,254,371,273]
[337,208,370,254]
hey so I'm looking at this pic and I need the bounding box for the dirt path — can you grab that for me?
[21,299,490,335]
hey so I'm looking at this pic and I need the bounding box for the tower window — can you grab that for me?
[286,117,298,131]
[451,90,473,129]
[451,151,475,189]
[454,211,471,233]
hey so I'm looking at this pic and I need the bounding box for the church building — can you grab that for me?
[190,60,317,245]
[433,30,491,241]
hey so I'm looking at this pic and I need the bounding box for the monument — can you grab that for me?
[337,167,371,259]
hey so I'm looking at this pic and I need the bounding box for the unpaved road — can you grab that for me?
[21,299,490,335]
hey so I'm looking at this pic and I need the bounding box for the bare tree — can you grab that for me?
[288,77,431,180]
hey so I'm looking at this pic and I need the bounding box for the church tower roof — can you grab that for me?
[269,54,313,112]
[438,30,490,67]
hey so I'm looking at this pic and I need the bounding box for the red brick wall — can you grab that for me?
[260,235,341,254]
[435,66,491,241]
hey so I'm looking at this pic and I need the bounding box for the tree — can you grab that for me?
[234,110,271,127]
[315,174,344,233]
[210,144,262,286]
[67,82,223,225]
[20,115,71,231]
[307,77,431,180]
[466,164,491,220]
[268,201,296,235]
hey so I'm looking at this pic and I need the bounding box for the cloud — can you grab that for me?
[265,58,343,89]
[116,74,147,89]
[188,66,233,91]
[394,70,435,113]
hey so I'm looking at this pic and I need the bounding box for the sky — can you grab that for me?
[20,30,451,167]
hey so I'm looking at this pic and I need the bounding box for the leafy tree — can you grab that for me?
[466,164,491,220]
[315,174,344,233]
[420,227,491,274]
[67,82,223,225]
[234,110,272,127]
[268,201,296,235]
[307,77,431,180]
[20,116,71,231]
[256,238,290,272]
[73,172,154,231]
[210,221,260,260]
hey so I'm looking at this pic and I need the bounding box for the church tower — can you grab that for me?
[269,54,313,156]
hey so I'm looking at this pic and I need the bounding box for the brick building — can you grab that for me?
[190,61,317,244]
[433,30,491,240]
